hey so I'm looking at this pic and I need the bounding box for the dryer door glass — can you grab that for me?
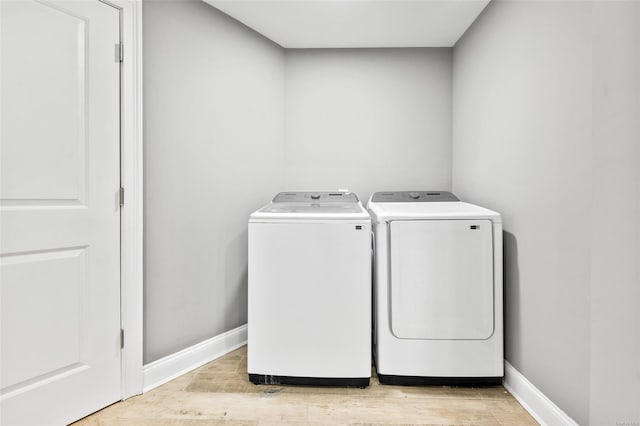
[389,220,494,340]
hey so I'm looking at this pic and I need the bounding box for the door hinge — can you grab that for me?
[118,42,124,62]
[120,328,125,349]
[119,187,124,207]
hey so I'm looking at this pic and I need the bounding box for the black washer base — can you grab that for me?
[377,373,503,387]
[249,374,369,388]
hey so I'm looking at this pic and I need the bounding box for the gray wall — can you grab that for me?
[453,1,640,424]
[590,2,640,424]
[284,48,452,202]
[143,0,285,363]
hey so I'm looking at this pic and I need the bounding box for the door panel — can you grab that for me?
[0,1,121,424]
[389,220,494,340]
[1,247,87,390]
[1,0,88,204]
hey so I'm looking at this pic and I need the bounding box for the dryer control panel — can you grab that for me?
[371,191,459,203]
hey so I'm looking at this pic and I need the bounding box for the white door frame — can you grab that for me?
[100,0,144,399]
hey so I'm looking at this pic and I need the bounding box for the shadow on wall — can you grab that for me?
[503,231,521,365]
[224,227,248,331]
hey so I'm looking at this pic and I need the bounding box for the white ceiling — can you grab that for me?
[204,0,490,48]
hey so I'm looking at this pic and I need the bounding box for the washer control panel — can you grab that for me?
[273,191,360,203]
[371,191,459,203]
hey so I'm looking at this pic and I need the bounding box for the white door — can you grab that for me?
[1,0,121,424]
[389,220,494,340]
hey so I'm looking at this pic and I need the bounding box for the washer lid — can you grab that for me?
[250,191,370,221]
[367,194,501,224]
[258,202,363,214]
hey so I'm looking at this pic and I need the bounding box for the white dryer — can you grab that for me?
[248,191,371,386]
[368,191,503,385]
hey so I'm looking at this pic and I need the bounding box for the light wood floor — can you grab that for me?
[75,345,537,425]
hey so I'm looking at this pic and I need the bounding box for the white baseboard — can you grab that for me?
[503,361,578,426]
[142,324,247,393]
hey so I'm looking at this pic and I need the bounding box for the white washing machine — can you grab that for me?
[368,191,503,385]
[248,191,371,386]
